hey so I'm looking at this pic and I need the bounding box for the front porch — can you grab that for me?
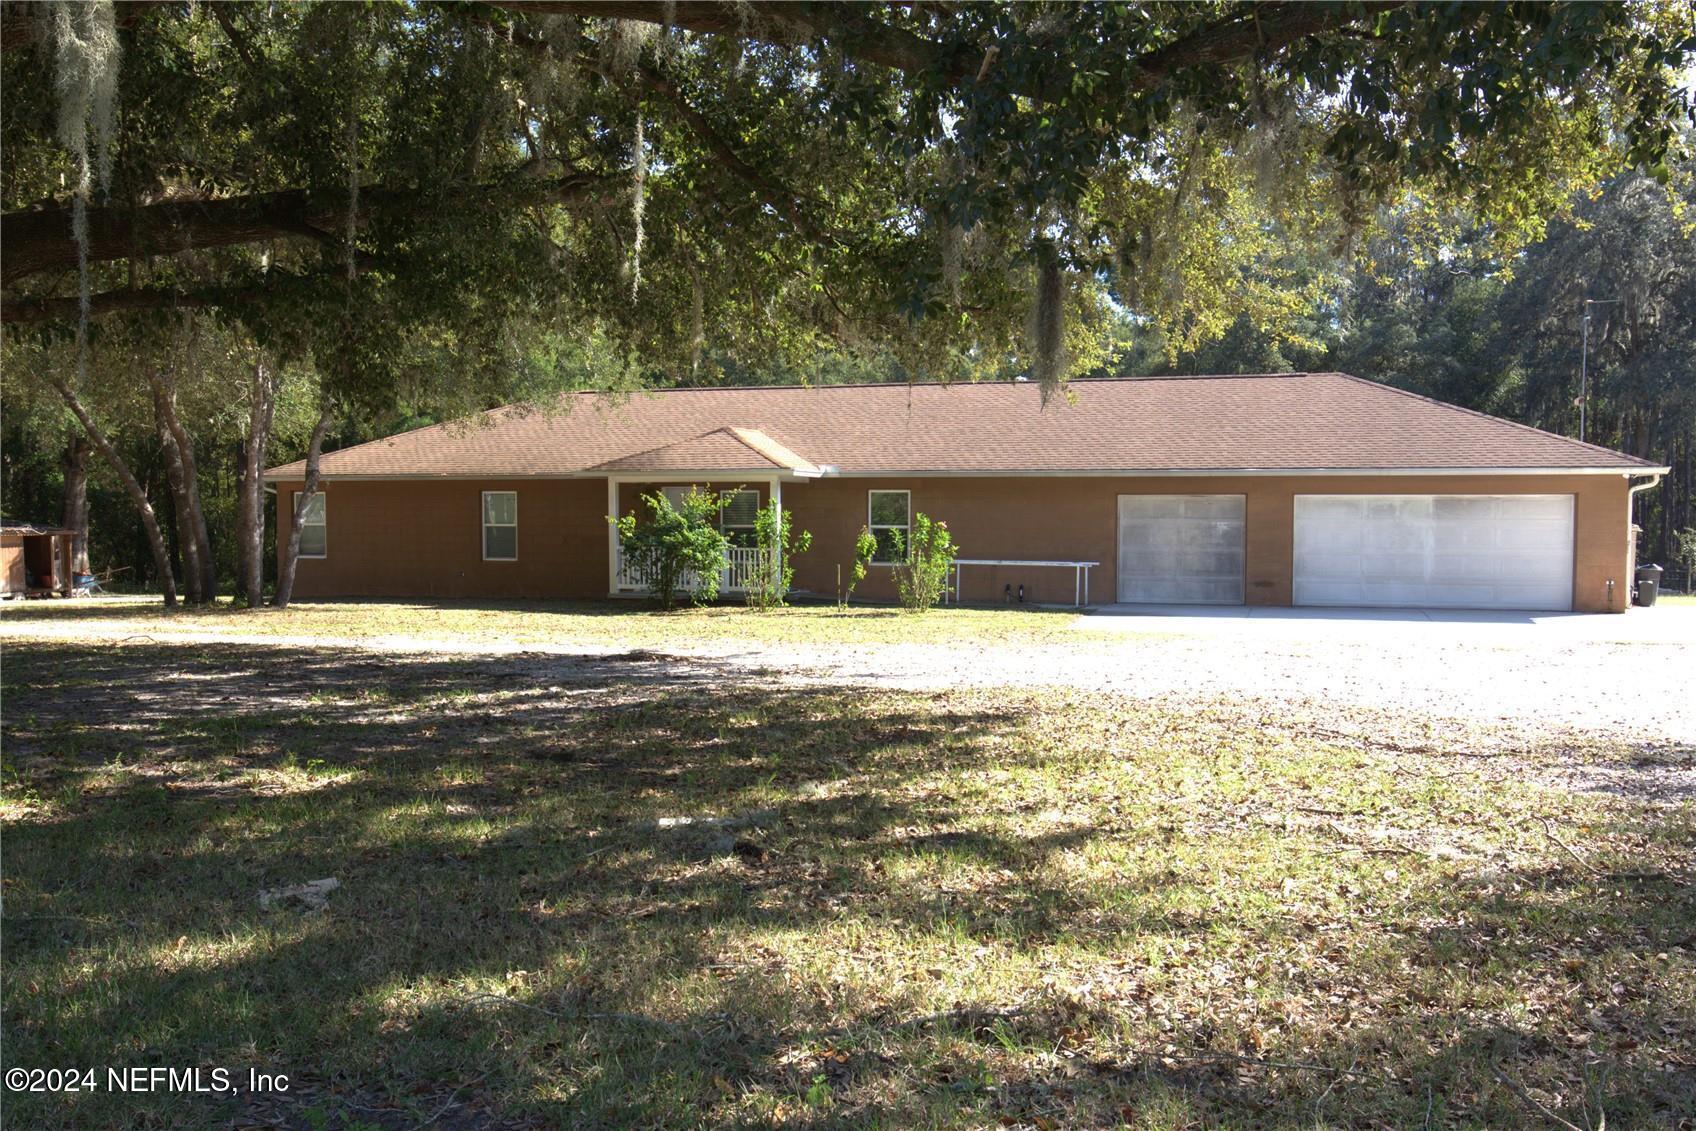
[603,466,808,598]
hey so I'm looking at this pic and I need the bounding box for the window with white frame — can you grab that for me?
[297,493,327,558]
[720,488,760,547]
[482,491,517,560]
[868,489,910,563]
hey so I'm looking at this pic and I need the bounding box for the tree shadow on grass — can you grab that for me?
[1,640,1691,1129]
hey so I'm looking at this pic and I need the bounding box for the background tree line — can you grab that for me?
[1105,157,1696,579]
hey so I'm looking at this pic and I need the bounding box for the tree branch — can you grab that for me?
[3,189,331,287]
[1,173,610,286]
[2,259,381,326]
[2,287,223,326]
[634,60,831,243]
[209,2,264,75]
[477,13,835,244]
[496,1,1407,102]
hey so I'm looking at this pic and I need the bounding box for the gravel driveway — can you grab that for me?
[7,605,1693,743]
[724,607,1696,746]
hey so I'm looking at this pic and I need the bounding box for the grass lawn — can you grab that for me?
[0,595,1085,649]
[2,638,1692,1128]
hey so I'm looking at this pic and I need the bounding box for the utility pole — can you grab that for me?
[1578,296,1622,445]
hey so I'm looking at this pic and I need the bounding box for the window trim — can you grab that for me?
[297,492,327,559]
[867,489,911,566]
[481,490,519,562]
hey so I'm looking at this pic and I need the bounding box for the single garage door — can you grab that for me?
[1293,494,1574,610]
[1117,495,1245,604]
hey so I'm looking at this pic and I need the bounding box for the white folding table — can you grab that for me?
[947,559,1099,608]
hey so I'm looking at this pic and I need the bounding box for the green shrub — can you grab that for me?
[611,489,730,609]
[745,500,812,611]
[890,512,956,612]
[839,526,878,608]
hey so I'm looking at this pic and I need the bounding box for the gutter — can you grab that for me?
[261,465,1667,484]
[1629,471,1666,500]
[1619,471,1667,611]
[1629,470,1666,529]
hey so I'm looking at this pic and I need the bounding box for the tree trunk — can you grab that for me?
[237,354,278,608]
[273,405,334,610]
[51,378,178,607]
[150,369,217,600]
[233,439,250,604]
[150,377,206,604]
[60,429,91,577]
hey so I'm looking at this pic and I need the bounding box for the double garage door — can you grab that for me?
[1293,494,1574,610]
[1117,493,1575,610]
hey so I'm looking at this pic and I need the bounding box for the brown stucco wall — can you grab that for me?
[277,472,1636,611]
[275,478,608,599]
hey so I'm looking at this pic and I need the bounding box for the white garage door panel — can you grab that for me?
[1293,495,1574,611]
[1117,495,1245,605]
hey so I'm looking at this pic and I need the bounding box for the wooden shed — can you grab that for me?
[1,522,74,599]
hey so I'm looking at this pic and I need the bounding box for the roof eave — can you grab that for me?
[262,467,828,483]
[262,464,1660,483]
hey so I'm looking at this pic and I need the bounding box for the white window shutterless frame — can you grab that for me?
[297,493,327,558]
[868,490,911,564]
[482,491,518,561]
[719,488,760,547]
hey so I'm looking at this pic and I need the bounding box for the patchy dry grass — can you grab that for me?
[0,595,1084,649]
[2,639,1692,1129]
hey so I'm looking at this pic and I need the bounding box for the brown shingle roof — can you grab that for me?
[264,372,1661,481]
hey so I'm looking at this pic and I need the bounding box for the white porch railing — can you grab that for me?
[616,545,770,594]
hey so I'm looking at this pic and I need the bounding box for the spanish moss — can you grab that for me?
[48,0,121,381]
[1030,240,1066,403]
[630,114,646,300]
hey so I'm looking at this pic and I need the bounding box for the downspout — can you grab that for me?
[1624,472,1665,610]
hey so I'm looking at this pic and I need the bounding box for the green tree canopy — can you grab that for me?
[3,1,1692,400]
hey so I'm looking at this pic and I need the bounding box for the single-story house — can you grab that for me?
[265,372,1667,613]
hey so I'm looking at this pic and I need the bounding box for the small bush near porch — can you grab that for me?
[612,488,732,609]
[2,636,1690,1129]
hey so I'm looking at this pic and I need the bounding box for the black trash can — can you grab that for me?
[1635,564,1663,607]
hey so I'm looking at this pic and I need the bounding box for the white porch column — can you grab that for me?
[770,477,784,595]
[606,477,620,596]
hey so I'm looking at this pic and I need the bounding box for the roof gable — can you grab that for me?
[585,427,820,474]
[264,372,1661,481]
